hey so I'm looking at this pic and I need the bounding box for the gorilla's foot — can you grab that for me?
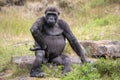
[30,69,44,78]
[61,67,70,76]
[61,71,69,77]
[81,58,88,63]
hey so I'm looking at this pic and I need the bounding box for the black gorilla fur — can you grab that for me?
[30,7,87,77]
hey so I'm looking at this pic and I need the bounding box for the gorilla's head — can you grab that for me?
[45,7,60,26]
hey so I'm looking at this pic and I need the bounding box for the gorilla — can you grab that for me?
[30,7,87,77]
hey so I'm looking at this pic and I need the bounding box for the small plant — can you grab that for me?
[61,63,100,80]
[96,59,120,79]
[11,65,29,78]
[41,64,63,78]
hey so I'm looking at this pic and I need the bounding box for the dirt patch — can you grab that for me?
[0,70,12,80]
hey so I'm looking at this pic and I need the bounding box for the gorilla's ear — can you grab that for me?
[58,11,60,16]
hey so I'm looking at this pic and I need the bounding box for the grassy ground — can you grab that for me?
[0,0,120,80]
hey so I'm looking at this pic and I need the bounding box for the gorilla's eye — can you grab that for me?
[47,14,57,19]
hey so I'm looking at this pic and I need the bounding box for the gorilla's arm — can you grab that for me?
[30,17,47,50]
[58,20,87,63]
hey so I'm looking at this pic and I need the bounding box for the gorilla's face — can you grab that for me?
[45,12,58,26]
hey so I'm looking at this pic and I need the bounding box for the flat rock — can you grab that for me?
[11,56,97,68]
[12,56,35,69]
[80,40,120,58]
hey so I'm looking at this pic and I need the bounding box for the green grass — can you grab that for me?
[0,0,120,79]
[0,45,33,72]
[91,0,120,8]
[61,59,120,80]
[0,7,34,36]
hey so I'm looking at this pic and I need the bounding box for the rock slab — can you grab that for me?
[11,56,97,68]
[80,40,120,58]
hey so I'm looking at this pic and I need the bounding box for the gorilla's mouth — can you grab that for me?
[47,20,56,26]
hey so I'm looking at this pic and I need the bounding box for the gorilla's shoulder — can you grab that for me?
[58,19,68,26]
[58,19,66,23]
[37,16,46,21]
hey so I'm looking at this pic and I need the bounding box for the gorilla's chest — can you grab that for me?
[43,24,63,36]
[42,25,65,54]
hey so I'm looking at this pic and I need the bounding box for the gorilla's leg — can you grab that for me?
[30,50,45,78]
[51,54,71,74]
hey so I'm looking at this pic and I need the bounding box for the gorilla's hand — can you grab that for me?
[41,44,47,50]
[30,45,47,51]
[30,69,44,78]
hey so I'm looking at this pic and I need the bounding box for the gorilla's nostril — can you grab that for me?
[50,17,54,20]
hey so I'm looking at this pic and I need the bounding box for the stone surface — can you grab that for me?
[94,45,120,59]
[12,56,35,69]
[80,40,120,58]
[11,56,97,68]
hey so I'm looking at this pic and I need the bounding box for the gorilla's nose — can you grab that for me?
[50,17,54,21]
